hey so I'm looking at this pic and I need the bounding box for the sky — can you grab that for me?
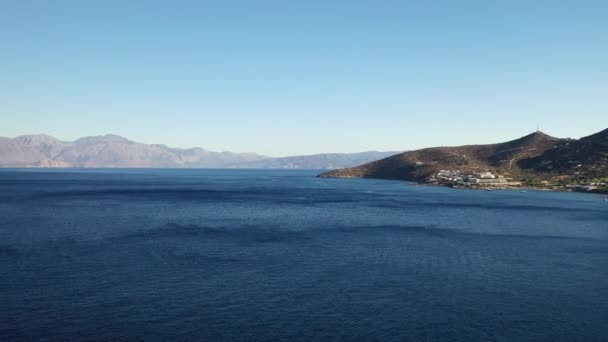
[1,0,607,156]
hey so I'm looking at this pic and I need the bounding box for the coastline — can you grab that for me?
[321,174,608,195]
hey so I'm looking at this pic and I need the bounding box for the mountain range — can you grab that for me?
[4,129,606,183]
[320,128,608,184]
[0,134,398,169]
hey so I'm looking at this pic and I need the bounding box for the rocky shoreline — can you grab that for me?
[319,171,608,195]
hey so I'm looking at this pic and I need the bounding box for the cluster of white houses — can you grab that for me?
[429,170,522,188]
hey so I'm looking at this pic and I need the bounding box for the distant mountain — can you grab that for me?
[0,134,398,169]
[0,134,71,167]
[232,151,401,169]
[0,134,268,168]
[319,129,608,183]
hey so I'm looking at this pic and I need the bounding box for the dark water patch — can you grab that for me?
[115,223,312,245]
[0,244,19,257]
[28,187,365,207]
[365,198,604,214]
[306,223,608,244]
[33,188,244,199]
[308,223,447,237]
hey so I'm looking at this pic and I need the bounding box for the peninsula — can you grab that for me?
[319,129,608,194]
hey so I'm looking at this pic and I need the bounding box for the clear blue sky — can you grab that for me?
[1,0,607,156]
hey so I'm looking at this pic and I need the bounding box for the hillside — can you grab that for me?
[518,128,608,179]
[319,130,608,184]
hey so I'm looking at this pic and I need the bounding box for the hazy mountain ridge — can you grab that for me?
[319,129,608,183]
[0,134,268,168]
[231,151,401,169]
[0,134,398,169]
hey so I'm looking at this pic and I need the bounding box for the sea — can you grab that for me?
[0,169,607,341]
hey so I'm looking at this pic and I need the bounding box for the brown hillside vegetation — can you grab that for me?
[518,128,608,178]
[319,129,608,183]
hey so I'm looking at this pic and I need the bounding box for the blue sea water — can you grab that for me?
[0,169,607,341]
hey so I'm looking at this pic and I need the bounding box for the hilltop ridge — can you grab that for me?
[518,128,608,177]
[320,131,562,180]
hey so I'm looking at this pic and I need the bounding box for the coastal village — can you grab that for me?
[427,170,522,189]
[427,169,608,194]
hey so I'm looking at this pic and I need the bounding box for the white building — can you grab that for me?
[477,172,495,179]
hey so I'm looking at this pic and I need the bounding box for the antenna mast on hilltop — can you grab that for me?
[536,124,540,132]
